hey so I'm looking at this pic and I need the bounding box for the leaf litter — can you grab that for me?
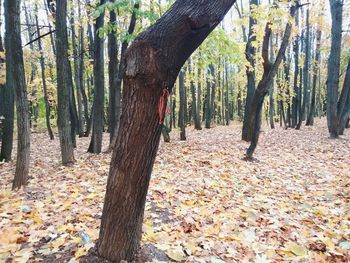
[0,119,349,262]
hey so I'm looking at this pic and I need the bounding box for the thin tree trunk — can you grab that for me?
[306,29,321,126]
[108,3,139,151]
[88,0,107,153]
[70,7,84,137]
[291,9,299,128]
[242,0,258,141]
[56,0,75,165]
[246,4,298,158]
[298,9,310,128]
[35,7,54,140]
[179,69,187,140]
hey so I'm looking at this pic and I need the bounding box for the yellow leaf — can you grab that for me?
[166,247,185,262]
[75,247,88,259]
[285,242,307,257]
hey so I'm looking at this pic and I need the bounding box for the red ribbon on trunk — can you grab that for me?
[158,89,170,124]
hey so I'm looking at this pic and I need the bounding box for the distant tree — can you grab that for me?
[245,2,299,158]
[56,0,75,165]
[326,0,343,138]
[88,0,107,153]
[5,0,31,189]
[242,0,258,141]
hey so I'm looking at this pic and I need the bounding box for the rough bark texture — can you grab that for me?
[5,0,31,189]
[326,0,342,138]
[97,1,235,261]
[291,9,299,128]
[56,0,75,165]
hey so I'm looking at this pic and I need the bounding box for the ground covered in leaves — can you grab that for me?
[0,119,349,263]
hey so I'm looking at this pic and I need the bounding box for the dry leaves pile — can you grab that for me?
[0,119,349,262]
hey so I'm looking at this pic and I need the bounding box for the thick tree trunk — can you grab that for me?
[56,1,75,165]
[5,0,31,189]
[306,29,321,126]
[242,0,258,141]
[326,0,343,138]
[88,0,107,153]
[337,56,350,134]
[97,1,235,261]
[35,9,54,140]
[0,29,14,162]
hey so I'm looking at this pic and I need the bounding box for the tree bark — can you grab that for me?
[5,0,31,189]
[56,0,75,165]
[97,1,235,261]
[306,29,321,126]
[0,25,14,162]
[88,0,107,153]
[326,0,342,138]
[337,56,350,134]
[179,69,187,140]
[242,0,258,141]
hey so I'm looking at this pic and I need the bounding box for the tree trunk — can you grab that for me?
[189,60,201,130]
[337,56,350,134]
[0,24,14,162]
[56,0,75,165]
[179,69,187,140]
[97,1,235,261]
[108,8,118,142]
[88,0,107,153]
[299,9,310,128]
[326,0,342,138]
[306,29,321,126]
[291,9,299,128]
[35,8,54,140]
[70,8,84,137]
[108,3,138,151]
[246,4,298,158]
[5,0,31,189]
[242,0,258,141]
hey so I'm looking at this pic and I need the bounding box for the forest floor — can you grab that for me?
[0,118,349,263]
